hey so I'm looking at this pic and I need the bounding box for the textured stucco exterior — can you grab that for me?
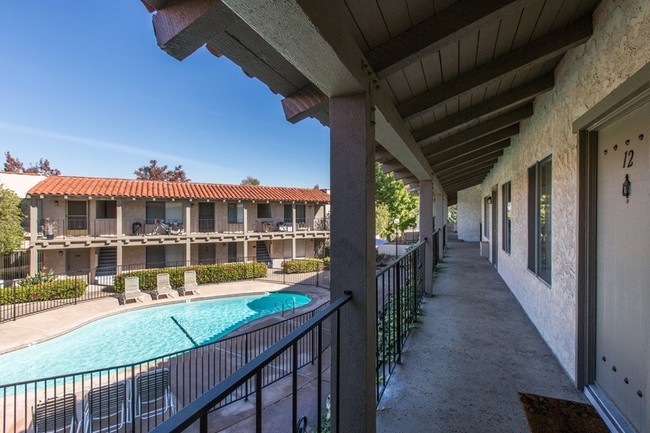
[457,186,482,242]
[475,0,650,382]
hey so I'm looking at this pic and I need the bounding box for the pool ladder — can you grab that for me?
[275,298,296,317]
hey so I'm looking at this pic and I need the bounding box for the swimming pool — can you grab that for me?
[0,292,310,385]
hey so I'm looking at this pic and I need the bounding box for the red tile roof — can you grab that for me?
[27,176,330,203]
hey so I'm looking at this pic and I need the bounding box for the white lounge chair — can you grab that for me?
[153,273,177,300]
[121,276,144,304]
[32,394,78,433]
[83,381,130,433]
[135,368,175,419]
[179,270,200,296]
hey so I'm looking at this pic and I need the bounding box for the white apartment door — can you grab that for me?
[595,100,649,432]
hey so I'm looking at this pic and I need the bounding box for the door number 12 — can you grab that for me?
[623,150,634,168]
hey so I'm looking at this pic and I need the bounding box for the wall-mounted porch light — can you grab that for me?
[622,174,631,203]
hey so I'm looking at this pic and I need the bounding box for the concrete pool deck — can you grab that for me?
[0,280,330,355]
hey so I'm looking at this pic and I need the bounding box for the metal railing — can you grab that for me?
[145,294,351,433]
[0,301,332,433]
[0,257,330,324]
[375,240,426,402]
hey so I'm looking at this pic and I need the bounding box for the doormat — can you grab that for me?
[519,392,610,433]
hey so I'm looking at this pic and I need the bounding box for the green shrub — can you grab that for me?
[322,257,330,268]
[113,262,268,293]
[0,279,87,305]
[282,259,324,274]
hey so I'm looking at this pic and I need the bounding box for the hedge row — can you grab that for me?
[282,259,324,274]
[113,262,268,292]
[0,279,87,305]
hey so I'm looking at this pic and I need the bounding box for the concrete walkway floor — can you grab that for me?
[376,238,587,433]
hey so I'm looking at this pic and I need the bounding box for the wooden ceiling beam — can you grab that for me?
[436,157,499,179]
[393,168,413,180]
[433,147,505,173]
[443,175,488,192]
[380,160,405,172]
[281,84,329,123]
[397,16,593,120]
[428,131,515,166]
[412,73,554,142]
[419,104,532,155]
[438,162,496,183]
[366,0,523,78]
[153,0,229,61]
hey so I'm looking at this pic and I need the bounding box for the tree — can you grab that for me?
[375,163,419,240]
[447,204,457,223]
[376,202,391,238]
[241,176,260,186]
[134,160,189,181]
[4,152,61,176]
[0,184,25,254]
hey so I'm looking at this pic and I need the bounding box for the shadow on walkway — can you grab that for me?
[377,238,585,433]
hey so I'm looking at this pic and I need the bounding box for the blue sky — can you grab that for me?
[0,1,330,188]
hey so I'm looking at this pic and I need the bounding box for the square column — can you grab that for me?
[185,202,192,265]
[434,194,447,257]
[29,199,39,275]
[330,93,376,433]
[291,204,297,259]
[419,181,434,295]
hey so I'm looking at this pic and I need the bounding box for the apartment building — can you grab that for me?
[16,175,330,276]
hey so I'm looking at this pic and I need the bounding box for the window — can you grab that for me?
[96,201,116,219]
[528,156,552,284]
[67,200,87,231]
[502,182,512,254]
[146,202,165,224]
[257,203,272,219]
[483,196,490,238]
[228,203,244,224]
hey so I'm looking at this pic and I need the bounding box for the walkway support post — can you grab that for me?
[330,93,376,433]
[419,180,434,295]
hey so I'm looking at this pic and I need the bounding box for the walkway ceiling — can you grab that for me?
[143,0,598,198]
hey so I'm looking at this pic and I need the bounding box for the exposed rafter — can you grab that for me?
[438,162,496,183]
[443,174,489,192]
[411,74,553,142]
[428,129,517,165]
[366,0,523,78]
[419,104,532,155]
[437,158,500,179]
[397,16,593,120]
[433,147,505,173]
[281,84,328,123]
[432,139,511,170]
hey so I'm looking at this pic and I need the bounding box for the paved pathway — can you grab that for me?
[376,238,586,433]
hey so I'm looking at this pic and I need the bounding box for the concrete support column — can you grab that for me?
[419,181,434,296]
[434,194,447,258]
[185,202,192,265]
[291,204,297,259]
[116,243,123,273]
[330,93,376,433]
[29,199,39,275]
[116,200,123,237]
[243,203,248,234]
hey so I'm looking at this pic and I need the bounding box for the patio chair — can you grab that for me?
[32,393,78,433]
[178,270,200,296]
[134,368,175,419]
[153,273,177,300]
[83,381,130,433]
[120,276,144,304]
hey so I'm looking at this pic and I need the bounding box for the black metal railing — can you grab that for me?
[145,294,351,433]
[0,301,333,433]
[375,240,426,402]
[0,257,330,324]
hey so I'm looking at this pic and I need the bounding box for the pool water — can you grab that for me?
[0,292,310,385]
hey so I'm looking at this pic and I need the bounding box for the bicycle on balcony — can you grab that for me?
[150,219,182,235]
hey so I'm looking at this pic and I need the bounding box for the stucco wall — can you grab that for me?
[478,0,650,382]
[457,186,482,242]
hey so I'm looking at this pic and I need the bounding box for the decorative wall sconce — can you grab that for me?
[486,197,492,205]
[54,200,59,206]
[58,251,63,257]
[622,174,631,203]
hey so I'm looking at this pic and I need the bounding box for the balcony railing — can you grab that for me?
[0,302,332,433]
[35,217,331,239]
